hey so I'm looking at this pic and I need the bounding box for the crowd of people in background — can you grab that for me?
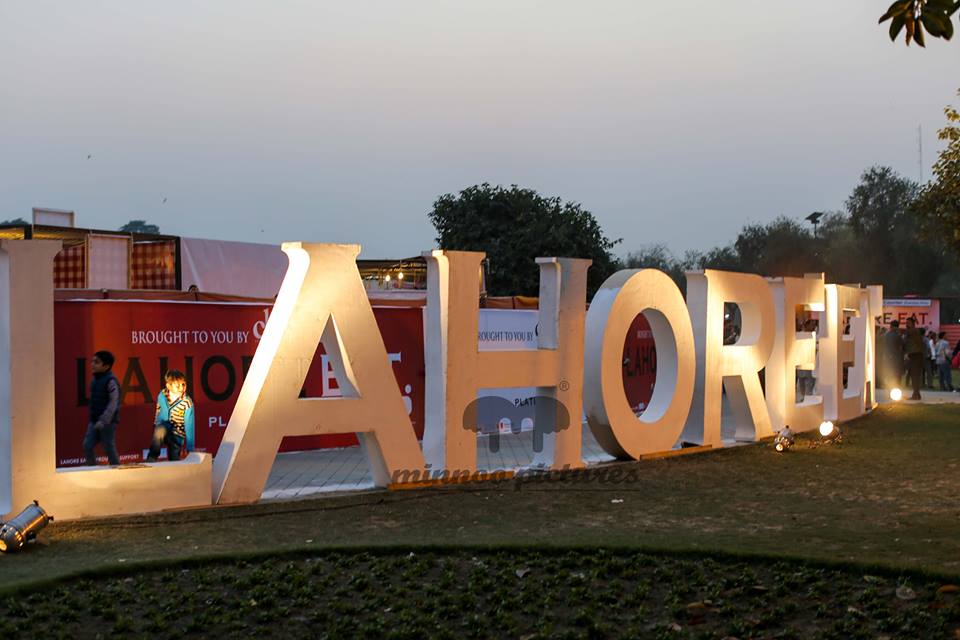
[877,317,960,400]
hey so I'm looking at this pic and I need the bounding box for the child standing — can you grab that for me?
[146,369,195,462]
[82,350,121,466]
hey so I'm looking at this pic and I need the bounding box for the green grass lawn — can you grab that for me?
[1,403,959,637]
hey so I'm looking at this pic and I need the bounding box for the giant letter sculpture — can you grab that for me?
[422,252,590,473]
[765,274,825,433]
[212,243,426,504]
[682,270,776,446]
[821,284,868,422]
[584,269,696,457]
[863,286,882,410]
[0,240,212,521]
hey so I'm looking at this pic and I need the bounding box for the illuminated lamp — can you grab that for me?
[397,271,404,280]
[889,387,902,402]
[0,501,53,553]
[773,426,795,453]
[818,420,842,443]
[384,274,391,282]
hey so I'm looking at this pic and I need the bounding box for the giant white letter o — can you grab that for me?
[584,269,696,458]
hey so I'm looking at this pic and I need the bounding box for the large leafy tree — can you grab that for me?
[845,166,945,294]
[845,166,916,279]
[428,184,621,297]
[119,219,160,234]
[815,212,864,286]
[622,195,944,297]
[879,0,959,46]
[733,217,821,277]
[624,244,695,290]
[915,91,960,256]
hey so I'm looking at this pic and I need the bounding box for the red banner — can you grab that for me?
[621,314,657,415]
[54,301,425,466]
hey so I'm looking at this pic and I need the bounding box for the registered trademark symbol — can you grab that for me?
[558,380,570,391]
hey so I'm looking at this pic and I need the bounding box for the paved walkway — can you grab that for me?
[877,388,960,404]
[263,428,615,500]
[263,389,960,501]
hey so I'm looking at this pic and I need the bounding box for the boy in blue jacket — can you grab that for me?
[83,350,121,465]
[146,369,195,462]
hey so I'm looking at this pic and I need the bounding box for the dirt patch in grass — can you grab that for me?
[2,549,958,639]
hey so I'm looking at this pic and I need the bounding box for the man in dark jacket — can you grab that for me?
[903,318,925,401]
[82,350,121,465]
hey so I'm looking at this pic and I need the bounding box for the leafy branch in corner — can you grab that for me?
[879,0,959,46]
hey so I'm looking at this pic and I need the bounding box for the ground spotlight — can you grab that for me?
[889,387,902,402]
[818,421,842,443]
[773,426,795,452]
[0,501,53,552]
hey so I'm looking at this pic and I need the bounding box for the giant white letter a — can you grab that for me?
[213,243,425,503]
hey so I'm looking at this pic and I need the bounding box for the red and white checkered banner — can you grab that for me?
[53,244,86,289]
[132,241,177,290]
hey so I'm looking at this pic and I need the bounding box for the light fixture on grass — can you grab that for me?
[0,501,53,553]
[818,420,842,443]
[773,426,795,452]
[889,387,902,402]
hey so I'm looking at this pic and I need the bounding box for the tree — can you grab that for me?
[915,90,960,257]
[816,211,864,285]
[428,184,621,297]
[843,166,943,294]
[879,0,958,46]
[733,217,821,277]
[119,219,160,234]
[624,244,689,289]
[696,245,742,272]
[622,163,951,297]
[0,217,28,225]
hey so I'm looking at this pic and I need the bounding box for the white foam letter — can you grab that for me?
[583,269,696,457]
[0,240,211,521]
[422,251,589,473]
[821,284,872,421]
[212,243,425,503]
[683,269,775,446]
[765,274,825,433]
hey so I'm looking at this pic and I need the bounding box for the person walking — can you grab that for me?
[82,350,121,466]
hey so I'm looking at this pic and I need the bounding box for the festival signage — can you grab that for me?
[882,298,940,333]
[0,240,879,520]
[53,301,426,466]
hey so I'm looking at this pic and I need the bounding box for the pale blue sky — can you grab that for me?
[2,2,957,259]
